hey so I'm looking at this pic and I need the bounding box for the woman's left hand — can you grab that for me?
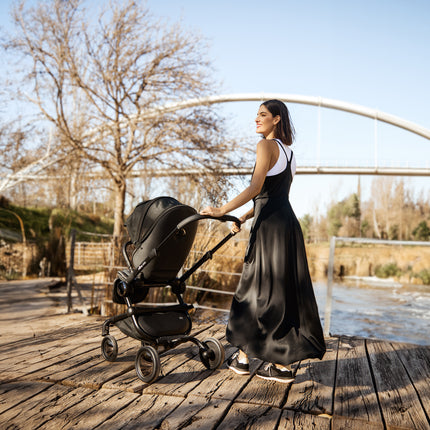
[200,206,225,217]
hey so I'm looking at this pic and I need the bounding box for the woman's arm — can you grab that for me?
[240,207,254,222]
[201,139,273,217]
[230,206,254,233]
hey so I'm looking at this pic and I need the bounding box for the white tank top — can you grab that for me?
[266,139,296,177]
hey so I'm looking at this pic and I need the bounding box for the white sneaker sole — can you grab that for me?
[227,364,250,375]
[256,374,294,383]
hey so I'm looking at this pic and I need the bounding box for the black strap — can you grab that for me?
[275,138,293,164]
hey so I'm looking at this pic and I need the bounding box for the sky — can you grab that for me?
[1,0,429,218]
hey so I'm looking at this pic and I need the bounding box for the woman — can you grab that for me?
[200,99,326,383]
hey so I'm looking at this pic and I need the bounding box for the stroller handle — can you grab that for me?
[176,213,241,230]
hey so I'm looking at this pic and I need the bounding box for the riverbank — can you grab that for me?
[305,242,430,284]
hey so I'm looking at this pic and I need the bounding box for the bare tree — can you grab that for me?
[5,0,240,244]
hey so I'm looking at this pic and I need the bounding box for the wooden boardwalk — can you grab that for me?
[0,280,429,429]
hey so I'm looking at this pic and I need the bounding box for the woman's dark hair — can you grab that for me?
[262,99,295,146]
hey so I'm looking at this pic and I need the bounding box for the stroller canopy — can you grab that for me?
[124,196,198,282]
[125,196,184,245]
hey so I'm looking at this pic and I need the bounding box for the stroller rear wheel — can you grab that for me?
[199,338,225,370]
[101,335,118,362]
[135,345,161,383]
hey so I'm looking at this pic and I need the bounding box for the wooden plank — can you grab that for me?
[95,394,185,430]
[37,388,129,429]
[332,415,385,430]
[63,344,138,390]
[102,323,220,393]
[38,342,138,389]
[23,346,106,384]
[186,345,255,402]
[149,341,260,401]
[0,383,74,427]
[235,362,289,408]
[0,315,103,352]
[144,324,226,397]
[216,403,281,430]
[333,336,384,426]
[7,323,131,384]
[2,335,103,381]
[51,389,139,430]
[284,336,338,414]
[0,381,53,415]
[279,409,331,429]
[158,395,231,429]
[394,342,430,421]
[0,327,84,363]
[367,338,430,429]
[15,386,98,429]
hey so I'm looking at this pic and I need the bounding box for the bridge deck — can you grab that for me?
[0,280,429,429]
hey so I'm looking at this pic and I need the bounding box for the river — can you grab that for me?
[313,279,430,345]
[197,278,430,346]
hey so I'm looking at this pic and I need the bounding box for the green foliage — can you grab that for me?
[327,193,361,236]
[299,214,313,242]
[389,224,399,240]
[360,219,370,236]
[375,262,402,278]
[412,221,430,241]
[327,204,343,236]
[343,193,361,219]
[416,269,430,285]
[0,205,113,242]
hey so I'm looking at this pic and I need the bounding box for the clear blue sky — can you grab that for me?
[145,0,430,217]
[1,0,429,217]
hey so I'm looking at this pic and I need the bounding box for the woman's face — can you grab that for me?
[255,105,279,139]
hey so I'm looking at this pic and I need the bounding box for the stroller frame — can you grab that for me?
[101,212,240,383]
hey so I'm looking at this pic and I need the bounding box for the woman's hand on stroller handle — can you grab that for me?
[199,207,241,234]
[176,213,241,232]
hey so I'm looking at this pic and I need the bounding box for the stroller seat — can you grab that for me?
[101,196,240,384]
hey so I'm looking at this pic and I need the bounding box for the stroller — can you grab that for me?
[101,196,240,383]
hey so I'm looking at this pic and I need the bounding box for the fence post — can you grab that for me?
[323,236,336,337]
[66,229,76,313]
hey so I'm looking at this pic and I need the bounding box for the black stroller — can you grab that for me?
[101,196,240,383]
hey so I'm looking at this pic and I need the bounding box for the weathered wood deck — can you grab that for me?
[0,280,429,429]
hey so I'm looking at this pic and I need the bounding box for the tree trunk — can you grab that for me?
[69,170,78,210]
[113,180,126,247]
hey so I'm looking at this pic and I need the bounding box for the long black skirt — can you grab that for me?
[226,197,326,366]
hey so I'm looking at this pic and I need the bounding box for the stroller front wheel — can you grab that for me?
[101,335,118,362]
[200,338,225,370]
[135,345,161,383]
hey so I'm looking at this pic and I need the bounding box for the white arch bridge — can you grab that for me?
[133,93,430,178]
[1,93,429,193]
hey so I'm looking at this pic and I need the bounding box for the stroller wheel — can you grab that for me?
[199,338,225,370]
[135,345,161,383]
[101,335,118,362]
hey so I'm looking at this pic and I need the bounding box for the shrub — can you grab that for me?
[375,262,401,278]
[416,269,430,285]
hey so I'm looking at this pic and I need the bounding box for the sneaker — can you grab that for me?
[227,352,250,375]
[256,363,294,383]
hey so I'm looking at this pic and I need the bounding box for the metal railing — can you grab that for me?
[66,230,430,341]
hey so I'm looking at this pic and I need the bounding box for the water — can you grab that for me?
[194,278,430,345]
[314,279,430,345]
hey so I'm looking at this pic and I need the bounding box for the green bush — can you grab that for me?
[375,262,402,278]
[416,269,430,285]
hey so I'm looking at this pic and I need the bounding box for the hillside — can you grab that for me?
[0,202,114,243]
[0,201,114,279]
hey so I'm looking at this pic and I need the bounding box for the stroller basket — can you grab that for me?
[101,196,240,384]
